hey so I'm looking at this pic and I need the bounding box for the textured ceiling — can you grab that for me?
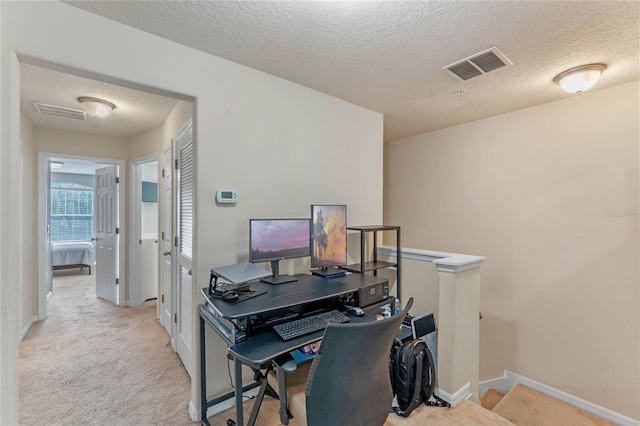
[21,63,179,139]
[57,1,640,142]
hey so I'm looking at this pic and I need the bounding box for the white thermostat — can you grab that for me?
[216,189,238,204]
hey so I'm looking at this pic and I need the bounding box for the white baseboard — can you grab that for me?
[434,382,471,407]
[479,375,515,397]
[193,387,261,421]
[20,315,38,341]
[481,370,640,426]
[188,400,199,422]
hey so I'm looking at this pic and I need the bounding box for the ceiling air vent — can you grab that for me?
[32,102,87,120]
[442,46,513,82]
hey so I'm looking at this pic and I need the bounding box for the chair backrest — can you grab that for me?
[304,298,413,426]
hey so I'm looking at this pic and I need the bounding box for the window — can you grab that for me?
[50,183,94,241]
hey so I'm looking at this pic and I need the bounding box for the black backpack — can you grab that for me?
[391,338,437,417]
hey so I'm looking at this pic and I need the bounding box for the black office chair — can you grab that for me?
[270,298,413,426]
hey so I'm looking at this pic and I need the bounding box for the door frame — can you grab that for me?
[37,152,127,319]
[161,140,176,343]
[129,154,159,307]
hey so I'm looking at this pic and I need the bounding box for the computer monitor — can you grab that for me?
[249,218,310,284]
[310,204,347,277]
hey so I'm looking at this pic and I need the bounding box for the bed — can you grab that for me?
[52,241,96,274]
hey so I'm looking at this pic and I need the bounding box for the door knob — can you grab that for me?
[163,251,171,256]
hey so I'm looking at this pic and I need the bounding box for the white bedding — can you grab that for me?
[52,241,96,267]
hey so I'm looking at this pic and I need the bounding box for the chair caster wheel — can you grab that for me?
[226,420,236,426]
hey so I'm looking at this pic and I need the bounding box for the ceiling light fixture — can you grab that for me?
[553,64,606,94]
[50,161,64,170]
[77,97,116,118]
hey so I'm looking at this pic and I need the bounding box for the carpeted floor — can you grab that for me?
[19,270,192,425]
[207,391,516,426]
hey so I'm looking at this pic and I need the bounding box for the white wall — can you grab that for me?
[130,125,164,160]
[1,2,383,421]
[34,127,129,160]
[384,81,639,420]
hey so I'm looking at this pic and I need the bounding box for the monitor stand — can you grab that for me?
[311,267,346,278]
[260,260,298,285]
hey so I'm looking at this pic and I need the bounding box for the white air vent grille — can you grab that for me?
[32,102,86,120]
[443,47,513,82]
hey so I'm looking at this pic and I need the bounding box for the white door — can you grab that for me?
[176,122,194,375]
[95,165,119,305]
[161,142,174,341]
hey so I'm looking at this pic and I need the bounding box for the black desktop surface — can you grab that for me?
[203,273,369,320]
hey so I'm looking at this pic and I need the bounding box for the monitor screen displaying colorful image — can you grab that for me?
[249,219,310,263]
[311,204,347,268]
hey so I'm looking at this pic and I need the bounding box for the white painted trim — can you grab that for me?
[188,400,199,422]
[378,245,486,273]
[37,153,52,320]
[483,370,640,426]
[433,255,486,273]
[204,387,261,419]
[20,315,38,341]
[129,154,159,307]
[37,152,127,319]
[434,382,471,407]
[479,374,514,397]
[129,161,142,307]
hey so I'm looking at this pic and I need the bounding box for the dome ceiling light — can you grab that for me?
[553,64,607,94]
[77,97,116,118]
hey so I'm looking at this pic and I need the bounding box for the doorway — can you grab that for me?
[129,155,160,307]
[37,153,126,320]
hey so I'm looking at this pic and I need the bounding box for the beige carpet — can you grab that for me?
[492,384,617,426]
[208,393,515,426]
[19,269,192,425]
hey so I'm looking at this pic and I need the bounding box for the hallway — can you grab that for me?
[19,270,191,425]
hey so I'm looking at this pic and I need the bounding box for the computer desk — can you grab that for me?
[199,273,386,426]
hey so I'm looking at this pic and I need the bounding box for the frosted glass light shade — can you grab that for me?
[553,64,606,94]
[77,97,116,118]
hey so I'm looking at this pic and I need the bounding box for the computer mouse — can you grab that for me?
[346,306,364,316]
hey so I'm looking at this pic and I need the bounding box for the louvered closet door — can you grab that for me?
[176,122,193,376]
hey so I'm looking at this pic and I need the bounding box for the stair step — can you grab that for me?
[491,384,617,426]
[480,388,505,411]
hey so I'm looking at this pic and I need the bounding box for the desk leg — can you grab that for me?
[235,359,244,426]
[200,315,210,426]
[247,369,270,426]
[276,366,289,425]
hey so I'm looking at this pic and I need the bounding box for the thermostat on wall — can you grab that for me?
[216,189,238,204]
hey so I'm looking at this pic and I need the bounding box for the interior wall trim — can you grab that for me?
[378,245,486,272]
[434,382,472,407]
[20,315,38,342]
[204,387,261,420]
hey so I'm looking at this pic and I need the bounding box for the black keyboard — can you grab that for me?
[272,310,350,341]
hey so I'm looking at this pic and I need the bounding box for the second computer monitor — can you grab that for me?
[249,218,310,284]
[310,204,347,277]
